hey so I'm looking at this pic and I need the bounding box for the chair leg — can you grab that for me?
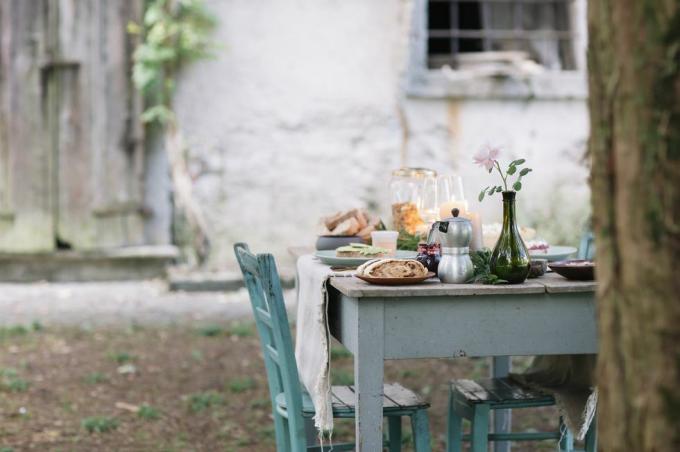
[446,390,463,452]
[558,417,574,452]
[584,416,597,452]
[410,409,432,452]
[387,416,402,452]
[280,415,292,452]
[470,404,490,452]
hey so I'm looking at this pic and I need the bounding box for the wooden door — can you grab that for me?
[0,0,145,252]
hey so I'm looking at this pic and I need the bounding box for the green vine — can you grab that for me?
[128,0,216,124]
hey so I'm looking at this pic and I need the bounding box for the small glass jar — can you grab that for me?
[389,168,437,235]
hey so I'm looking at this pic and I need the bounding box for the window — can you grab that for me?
[427,0,577,71]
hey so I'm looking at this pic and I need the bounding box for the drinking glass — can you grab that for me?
[437,175,468,219]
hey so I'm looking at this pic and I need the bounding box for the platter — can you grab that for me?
[314,250,417,267]
[355,272,436,286]
[529,246,577,262]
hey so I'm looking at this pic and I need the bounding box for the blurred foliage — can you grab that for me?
[396,230,424,251]
[128,0,217,124]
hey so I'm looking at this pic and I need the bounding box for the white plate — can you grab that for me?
[529,246,578,262]
[314,250,417,267]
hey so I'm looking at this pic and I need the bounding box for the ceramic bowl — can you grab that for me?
[528,259,548,278]
[549,260,595,281]
[315,235,364,251]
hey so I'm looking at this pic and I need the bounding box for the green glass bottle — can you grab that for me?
[490,191,531,284]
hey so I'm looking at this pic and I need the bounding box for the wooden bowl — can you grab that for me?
[548,260,595,281]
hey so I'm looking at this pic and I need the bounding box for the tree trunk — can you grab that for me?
[588,1,680,451]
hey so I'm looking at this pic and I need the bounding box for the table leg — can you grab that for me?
[354,300,385,452]
[492,356,511,452]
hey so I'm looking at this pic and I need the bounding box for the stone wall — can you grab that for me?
[174,0,591,269]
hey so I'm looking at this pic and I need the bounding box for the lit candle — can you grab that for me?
[438,200,469,220]
[464,211,483,251]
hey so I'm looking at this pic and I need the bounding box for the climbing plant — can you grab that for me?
[128,0,217,264]
[128,0,216,124]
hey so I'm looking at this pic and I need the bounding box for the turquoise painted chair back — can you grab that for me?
[578,231,595,260]
[234,243,307,450]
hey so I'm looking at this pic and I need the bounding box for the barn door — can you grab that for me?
[0,0,145,252]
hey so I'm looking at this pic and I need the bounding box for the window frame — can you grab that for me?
[404,0,588,100]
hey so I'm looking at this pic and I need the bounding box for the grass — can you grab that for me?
[138,404,161,420]
[197,325,224,337]
[0,324,558,451]
[228,322,254,338]
[84,372,108,384]
[331,369,354,386]
[108,352,134,364]
[187,391,224,412]
[0,368,29,392]
[81,416,119,433]
[330,346,352,360]
[227,377,256,393]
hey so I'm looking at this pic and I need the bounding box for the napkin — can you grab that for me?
[294,254,354,434]
[510,354,597,440]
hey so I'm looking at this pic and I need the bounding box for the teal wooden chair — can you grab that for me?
[234,243,432,452]
[578,231,595,260]
[446,378,596,452]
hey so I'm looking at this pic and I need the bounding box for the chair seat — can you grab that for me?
[276,383,429,418]
[451,377,555,408]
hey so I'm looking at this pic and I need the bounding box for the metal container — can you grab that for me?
[428,208,474,284]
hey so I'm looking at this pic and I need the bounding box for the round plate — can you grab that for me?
[548,260,595,281]
[355,272,436,286]
[314,250,417,267]
[529,246,577,262]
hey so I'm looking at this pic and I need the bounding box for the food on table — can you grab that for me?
[562,260,594,267]
[392,202,424,235]
[335,243,389,258]
[526,240,549,253]
[321,209,382,241]
[356,258,428,278]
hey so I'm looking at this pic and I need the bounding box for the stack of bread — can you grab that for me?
[321,209,382,241]
[356,259,428,278]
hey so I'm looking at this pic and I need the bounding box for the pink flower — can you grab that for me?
[473,146,500,172]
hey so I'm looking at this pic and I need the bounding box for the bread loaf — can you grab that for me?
[357,259,427,278]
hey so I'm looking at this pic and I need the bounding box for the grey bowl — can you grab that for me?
[315,235,364,251]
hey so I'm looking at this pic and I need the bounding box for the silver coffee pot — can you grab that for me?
[427,208,474,284]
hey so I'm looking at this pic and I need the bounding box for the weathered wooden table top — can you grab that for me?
[329,272,596,298]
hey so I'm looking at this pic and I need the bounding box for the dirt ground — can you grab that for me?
[0,322,563,451]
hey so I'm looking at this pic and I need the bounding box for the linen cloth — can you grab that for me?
[294,254,353,433]
[510,354,597,440]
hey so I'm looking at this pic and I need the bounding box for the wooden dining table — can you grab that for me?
[291,248,598,452]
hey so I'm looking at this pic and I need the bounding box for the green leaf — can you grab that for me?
[487,187,497,196]
[496,186,502,192]
[512,158,526,166]
[513,181,522,191]
[140,105,174,124]
[478,187,488,202]
[507,165,517,175]
[519,168,532,176]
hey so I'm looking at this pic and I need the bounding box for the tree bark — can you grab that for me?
[588,1,680,451]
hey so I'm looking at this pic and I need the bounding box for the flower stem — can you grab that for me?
[494,161,508,191]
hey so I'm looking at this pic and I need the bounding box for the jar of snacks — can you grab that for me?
[389,168,437,235]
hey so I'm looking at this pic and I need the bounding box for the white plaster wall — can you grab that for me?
[175,0,591,269]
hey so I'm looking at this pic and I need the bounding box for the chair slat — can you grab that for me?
[255,306,273,328]
[384,383,427,408]
[452,379,491,402]
[265,344,280,365]
[236,246,260,277]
